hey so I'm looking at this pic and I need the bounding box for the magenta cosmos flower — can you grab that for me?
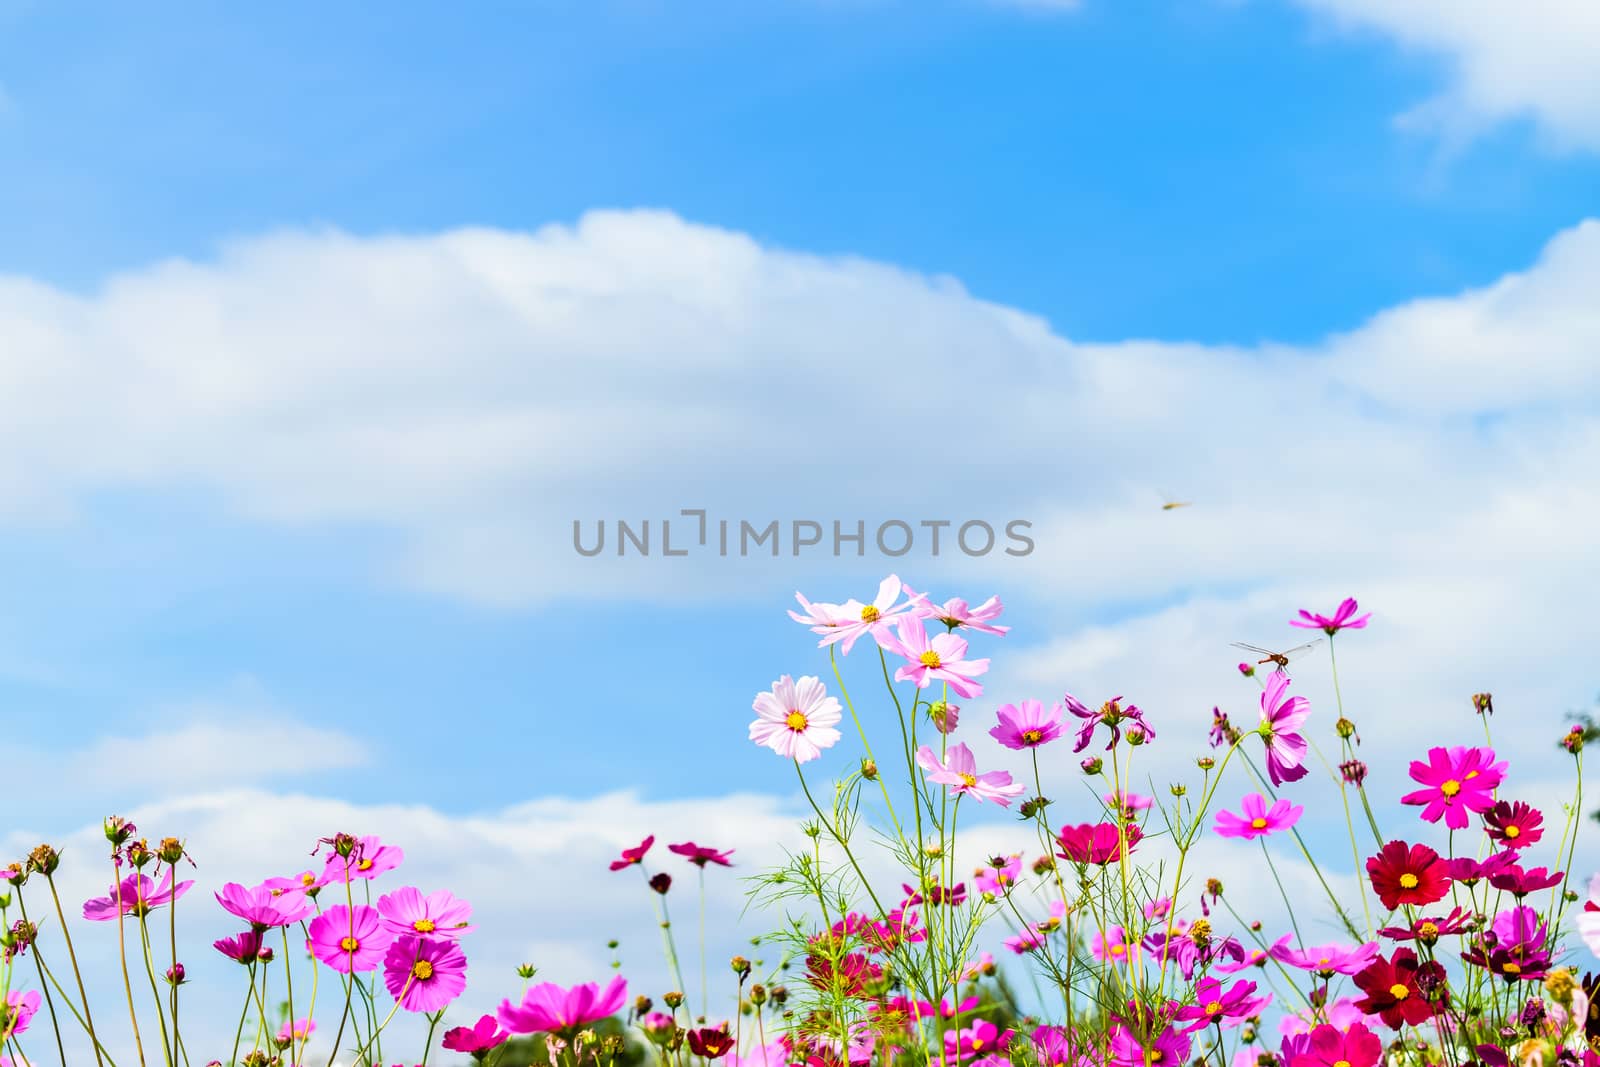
[3,990,40,1036]
[1056,823,1142,865]
[1214,793,1303,840]
[442,1015,510,1055]
[878,615,990,698]
[609,834,654,871]
[383,934,468,1012]
[989,699,1065,750]
[1286,1022,1383,1067]
[1290,597,1371,635]
[262,869,332,896]
[750,675,842,763]
[1400,746,1506,829]
[323,835,404,883]
[1066,693,1154,753]
[1173,977,1270,1032]
[905,586,1010,636]
[790,575,913,655]
[377,887,475,939]
[216,882,315,930]
[973,854,1022,896]
[669,841,734,867]
[83,870,194,921]
[1108,1023,1190,1067]
[307,904,392,973]
[915,743,1025,806]
[214,930,266,965]
[1257,671,1310,786]
[498,976,628,1037]
[1483,800,1543,849]
[1268,935,1379,976]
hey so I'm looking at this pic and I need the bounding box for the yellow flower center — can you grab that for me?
[1466,770,1480,779]
[1505,825,1521,838]
[786,710,808,731]
[971,1040,984,1051]
[1335,1061,1352,1067]
[340,936,360,952]
[357,858,374,871]
[960,773,978,788]
[1440,779,1461,797]
[1022,729,1042,743]
[1419,922,1439,939]
[1148,1053,1163,1064]
[1399,873,1419,889]
[412,960,434,980]
[920,650,942,668]
[1389,984,1409,1000]
[1204,1001,1223,1016]
[413,919,436,933]
[1504,962,1522,975]
[1110,944,1126,957]
[300,873,316,886]
[860,605,880,623]
[1250,817,1268,830]
[1318,957,1331,966]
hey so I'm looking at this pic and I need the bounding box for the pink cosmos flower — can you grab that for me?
[942,1019,1003,1061]
[668,842,735,867]
[1108,1024,1190,1067]
[973,855,1022,897]
[1066,693,1155,752]
[1173,977,1271,1032]
[1483,800,1543,850]
[1090,926,1138,965]
[323,835,404,883]
[1055,822,1142,865]
[214,930,266,964]
[3,990,40,1036]
[376,887,474,939]
[1214,793,1303,840]
[962,952,996,981]
[750,675,843,763]
[915,743,1025,806]
[609,835,654,871]
[1258,671,1310,786]
[1268,934,1379,976]
[1290,597,1371,635]
[276,1017,315,1043]
[1286,1022,1382,1067]
[262,869,331,896]
[989,699,1065,750]
[1400,746,1506,829]
[1005,930,1045,954]
[442,1015,510,1055]
[498,976,629,1037]
[215,882,315,930]
[726,1041,791,1067]
[383,933,468,1012]
[307,904,392,973]
[83,870,194,921]
[1278,997,1366,1037]
[878,616,990,698]
[905,587,1010,636]
[1105,790,1154,815]
[794,575,914,655]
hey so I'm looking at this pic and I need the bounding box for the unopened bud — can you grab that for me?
[1169,783,1186,797]
[635,995,653,1014]
[27,845,59,877]
[159,837,187,865]
[1080,757,1102,775]
[517,963,537,979]
[1472,693,1493,716]
[650,873,672,894]
[1196,757,1215,771]
[663,991,685,1009]
[1335,717,1355,739]
[860,759,878,781]
[731,956,751,979]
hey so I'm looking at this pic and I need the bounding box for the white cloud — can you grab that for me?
[1285,0,1600,150]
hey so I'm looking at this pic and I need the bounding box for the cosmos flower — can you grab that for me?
[1066,693,1154,753]
[1352,948,1446,1028]
[1400,746,1506,829]
[1090,926,1138,965]
[1290,598,1371,635]
[213,930,266,965]
[1285,1022,1383,1067]
[1445,851,1519,886]
[916,743,1026,806]
[2,990,40,1037]
[376,887,474,939]
[1145,925,1247,981]
[1578,874,1600,957]
[1257,671,1310,786]
[442,1015,510,1055]
[878,616,990,698]
[1108,1023,1190,1067]
[83,871,194,922]
[989,699,1065,750]
[805,952,881,998]
[1462,906,1551,982]
[498,976,629,1037]
[215,882,315,931]
[1055,823,1142,866]
[905,587,1010,636]
[1214,793,1303,840]
[797,575,914,655]
[323,835,404,883]
[307,904,392,974]
[1366,841,1451,910]
[262,869,331,896]
[1482,801,1544,850]
[668,842,735,868]
[942,1019,1004,1061]
[1105,790,1154,816]
[1488,863,1564,897]
[1376,907,1472,945]
[276,1018,315,1044]
[1005,930,1045,954]
[749,675,843,763]
[1172,977,1270,1033]
[384,934,468,1012]
[725,1043,791,1067]
[1268,935,1379,976]
[688,1028,737,1059]
[609,835,654,871]
[973,855,1022,897]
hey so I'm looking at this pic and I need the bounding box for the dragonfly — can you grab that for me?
[1231,638,1324,674]
[1161,500,1193,511]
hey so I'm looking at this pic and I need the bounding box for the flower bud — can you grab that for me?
[650,873,672,894]
[258,946,275,963]
[1031,855,1055,876]
[1169,783,1186,797]
[104,816,136,847]
[1196,757,1215,771]
[1206,878,1223,897]
[517,963,537,979]
[730,956,751,979]
[635,995,653,1014]
[127,839,154,868]
[1237,662,1255,678]
[1018,796,1050,819]
[860,758,878,781]
[1127,727,1146,746]
[1079,757,1102,775]
[165,962,187,985]
[27,845,59,877]
[749,984,767,1006]
[1335,717,1355,739]
[1563,726,1586,754]
[929,701,960,734]
[3,861,27,887]
[1472,692,1493,716]
[663,990,685,1009]
[1339,759,1368,786]
[159,838,187,865]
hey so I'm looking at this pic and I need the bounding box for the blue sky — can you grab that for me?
[2,0,1599,1053]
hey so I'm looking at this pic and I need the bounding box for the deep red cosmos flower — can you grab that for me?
[1488,863,1564,897]
[687,1027,736,1059]
[1056,823,1143,866]
[1353,948,1447,1029]
[1482,801,1544,850]
[805,952,881,999]
[1366,841,1450,910]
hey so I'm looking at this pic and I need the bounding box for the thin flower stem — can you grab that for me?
[135,913,175,1067]
[282,927,299,1066]
[698,866,708,1021]
[112,864,149,1067]
[46,873,106,1067]
[13,888,69,1066]
[231,964,256,1067]
[1259,840,1303,944]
